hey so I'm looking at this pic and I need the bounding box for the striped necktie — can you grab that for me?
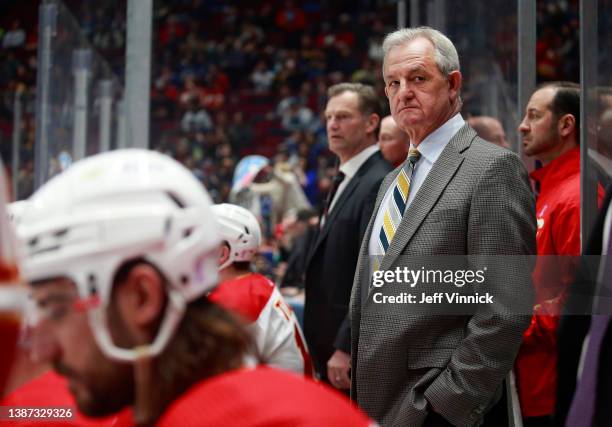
[378,148,421,254]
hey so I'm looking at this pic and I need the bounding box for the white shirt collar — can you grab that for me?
[339,144,380,179]
[411,113,465,164]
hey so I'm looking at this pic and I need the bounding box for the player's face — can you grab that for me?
[29,278,133,417]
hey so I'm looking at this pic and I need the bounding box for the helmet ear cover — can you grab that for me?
[18,149,221,362]
[212,204,262,270]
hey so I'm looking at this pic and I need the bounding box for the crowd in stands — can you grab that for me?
[0,0,582,284]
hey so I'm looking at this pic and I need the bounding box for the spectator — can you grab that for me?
[2,20,26,49]
[280,98,314,133]
[250,60,276,93]
[468,115,509,148]
[226,111,252,153]
[378,115,409,167]
[181,99,213,132]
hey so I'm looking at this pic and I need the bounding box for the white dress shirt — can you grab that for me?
[368,114,465,256]
[328,144,380,214]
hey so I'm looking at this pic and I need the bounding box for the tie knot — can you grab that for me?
[333,171,345,184]
[407,148,421,164]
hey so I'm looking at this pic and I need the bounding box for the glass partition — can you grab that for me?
[34,0,123,190]
[581,0,612,241]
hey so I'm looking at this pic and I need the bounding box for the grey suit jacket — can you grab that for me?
[349,124,536,426]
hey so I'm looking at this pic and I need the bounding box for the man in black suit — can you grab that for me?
[304,83,392,389]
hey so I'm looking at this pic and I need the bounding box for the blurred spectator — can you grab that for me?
[179,74,201,106]
[280,208,318,292]
[250,60,276,93]
[281,98,314,133]
[2,20,25,49]
[467,115,509,148]
[181,99,213,133]
[227,111,252,153]
[275,0,306,48]
[230,156,311,239]
[378,115,409,167]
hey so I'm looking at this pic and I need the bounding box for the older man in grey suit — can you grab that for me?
[349,27,536,426]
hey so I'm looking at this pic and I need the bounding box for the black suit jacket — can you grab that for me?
[304,150,391,378]
[555,183,612,426]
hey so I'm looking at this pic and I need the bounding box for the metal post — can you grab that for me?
[398,0,407,29]
[116,97,127,149]
[11,91,22,199]
[410,0,420,27]
[72,49,92,162]
[98,80,113,152]
[435,0,446,33]
[125,0,152,149]
[426,0,436,28]
[581,0,598,251]
[426,0,446,31]
[517,0,536,168]
[34,2,57,189]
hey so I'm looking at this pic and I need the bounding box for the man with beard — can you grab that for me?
[16,149,371,426]
[516,82,582,426]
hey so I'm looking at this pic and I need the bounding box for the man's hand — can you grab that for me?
[327,350,351,389]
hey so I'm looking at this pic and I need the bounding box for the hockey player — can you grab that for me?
[208,203,313,376]
[16,149,371,426]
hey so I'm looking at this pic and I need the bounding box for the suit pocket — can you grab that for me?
[406,347,454,370]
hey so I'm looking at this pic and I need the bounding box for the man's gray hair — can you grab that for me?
[382,26,460,78]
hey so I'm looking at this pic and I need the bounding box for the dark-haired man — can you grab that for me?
[516,82,583,426]
[304,82,391,389]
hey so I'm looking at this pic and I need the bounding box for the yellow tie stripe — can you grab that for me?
[378,148,421,254]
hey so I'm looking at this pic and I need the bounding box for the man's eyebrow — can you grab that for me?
[385,64,429,80]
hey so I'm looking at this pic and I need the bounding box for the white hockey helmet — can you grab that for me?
[7,200,28,226]
[212,203,262,270]
[16,149,221,362]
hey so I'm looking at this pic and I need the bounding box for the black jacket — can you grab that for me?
[303,150,391,379]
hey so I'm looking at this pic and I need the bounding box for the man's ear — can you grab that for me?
[114,264,165,332]
[366,113,380,135]
[218,243,230,267]
[447,70,462,102]
[558,113,577,138]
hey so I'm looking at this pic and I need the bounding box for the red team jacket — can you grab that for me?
[3,368,369,427]
[515,147,583,417]
[156,366,371,426]
[1,370,131,426]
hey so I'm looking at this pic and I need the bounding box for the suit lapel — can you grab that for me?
[308,173,361,259]
[306,152,382,268]
[378,124,475,273]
